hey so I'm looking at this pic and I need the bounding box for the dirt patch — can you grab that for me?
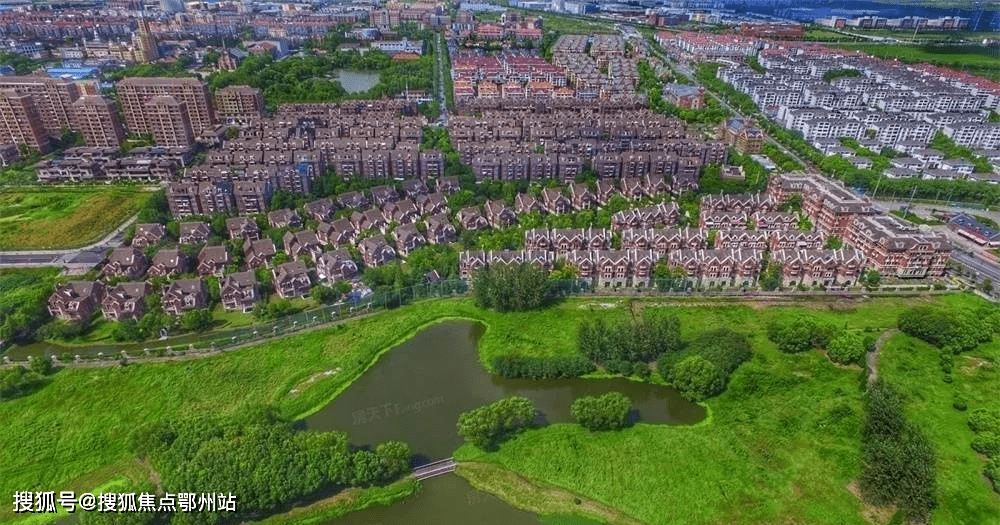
[959,356,993,375]
[846,480,896,525]
[287,368,342,396]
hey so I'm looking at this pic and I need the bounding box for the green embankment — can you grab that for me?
[0,294,995,525]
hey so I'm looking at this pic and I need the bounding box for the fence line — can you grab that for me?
[0,278,967,368]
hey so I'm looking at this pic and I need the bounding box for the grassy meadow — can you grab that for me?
[0,188,149,249]
[0,293,994,525]
[832,43,1000,81]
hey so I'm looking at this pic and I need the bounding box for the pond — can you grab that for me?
[333,69,381,94]
[305,320,705,463]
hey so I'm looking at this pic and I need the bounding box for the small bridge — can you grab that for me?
[412,458,456,480]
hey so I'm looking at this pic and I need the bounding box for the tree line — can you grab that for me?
[859,380,937,522]
[120,408,411,525]
[898,305,998,354]
[969,407,1000,494]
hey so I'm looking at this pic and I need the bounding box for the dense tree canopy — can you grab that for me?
[472,263,552,312]
[826,331,869,365]
[577,313,681,365]
[571,392,632,431]
[859,381,937,522]
[127,409,411,524]
[766,315,834,354]
[898,306,997,354]
[457,397,536,450]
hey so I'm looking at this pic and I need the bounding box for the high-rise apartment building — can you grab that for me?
[0,89,52,153]
[215,85,264,124]
[145,96,195,148]
[0,75,81,136]
[71,95,125,148]
[117,77,215,136]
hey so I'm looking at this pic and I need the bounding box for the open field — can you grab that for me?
[832,43,1000,82]
[0,294,994,524]
[0,188,149,250]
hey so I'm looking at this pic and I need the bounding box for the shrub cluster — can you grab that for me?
[457,397,536,450]
[766,315,834,354]
[968,408,1000,493]
[571,392,632,431]
[577,313,681,365]
[658,328,752,401]
[898,306,998,354]
[492,354,596,380]
[472,263,552,312]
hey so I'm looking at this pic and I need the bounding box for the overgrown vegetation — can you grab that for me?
[0,189,150,249]
[458,397,536,450]
[859,380,937,522]
[571,392,632,432]
[657,328,752,401]
[577,313,681,368]
[472,263,552,312]
[120,408,410,524]
[968,408,1000,492]
[0,268,58,344]
[897,305,998,354]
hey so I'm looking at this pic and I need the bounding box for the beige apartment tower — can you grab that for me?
[215,85,264,124]
[0,75,81,136]
[145,96,195,148]
[117,77,215,136]
[0,89,52,153]
[71,95,126,148]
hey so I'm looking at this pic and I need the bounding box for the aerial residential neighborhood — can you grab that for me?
[1,0,1000,524]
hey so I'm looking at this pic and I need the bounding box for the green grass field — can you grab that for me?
[455,294,1000,525]
[832,43,1000,82]
[0,294,994,525]
[0,189,150,249]
[880,332,1000,524]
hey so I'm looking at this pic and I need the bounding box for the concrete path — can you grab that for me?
[867,329,898,385]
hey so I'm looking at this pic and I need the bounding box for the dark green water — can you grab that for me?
[305,320,705,463]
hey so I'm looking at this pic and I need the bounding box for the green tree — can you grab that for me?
[29,355,53,376]
[457,397,536,450]
[671,355,723,402]
[826,331,867,365]
[571,392,632,431]
[472,263,552,312]
[766,315,833,353]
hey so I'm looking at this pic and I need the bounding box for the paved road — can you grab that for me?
[0,213,137,269]
[952,250,1000,284]
[434,32,450,126]
[641,33,811,169]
